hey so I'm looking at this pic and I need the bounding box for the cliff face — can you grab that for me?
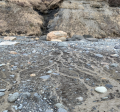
[48,0,120,38]
[0,0,120,38]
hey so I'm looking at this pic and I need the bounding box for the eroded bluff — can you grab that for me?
[0,0,120,38]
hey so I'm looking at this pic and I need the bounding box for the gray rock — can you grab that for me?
[40,75,50,80]
[34,93,40,101]
[46,109,53,112]
[0,89,6,92]
[8,92,19,103]
[3,110,8,112]
[22,92,31,99]
[110,63,118,67]
[72,35,84,40]
[83,35,93,38]
[18,104,23,110]
[95,54,103,58]
[58,108,67,112]
[110,54,119,58]
[0,92,5,97]
[114,45,120,49]
[40,35,47,40]
[55,103,65,108]
[105,84,113,89]
[101,97,108,100]
[86,38,98,42]
[57,42,68,47]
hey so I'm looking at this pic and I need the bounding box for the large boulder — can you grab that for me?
[47,0,120,38]
[0,2,44,36]
[5,0,63,13]
[46,31,69,41]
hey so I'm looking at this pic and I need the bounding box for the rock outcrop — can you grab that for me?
[0,2,44,36]
[0,0,120,38]
[47,0,120,38]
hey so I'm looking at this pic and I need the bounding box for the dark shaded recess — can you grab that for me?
[108,0,120,7]
[33,8,59,35]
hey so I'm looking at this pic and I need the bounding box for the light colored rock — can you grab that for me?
[110,54,119,58]
[47,31,69,41]
[55,103,65,109]
[4,37,16,41]
[76,97,83,101]
[3,110,8,112]
[95,86,107,93]
[8,92,19,103]
[10,51,17,54]
[51,39,62,42]
[0,89,6,92]
[0,41,19,45]
[0,92,5,97]
[58,108,67,112]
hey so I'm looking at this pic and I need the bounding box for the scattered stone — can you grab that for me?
[58,108,67,112]
[101,97,108,100]
[8,92,19,103]
[40,75,50,80]
[22,92,31,99]
[51,39,62,42]
[0,89,6,92]
[10,51,17,54]
[55,103,65,109]
[105,84,113,89]
[76,97,83,101]
[35,37,39,40]
[47,31,69,41]
[18,104,23,110]
[0,92,5,97]
[110,54,119,58]
[0,41,19,45]
[30,73,36,77]
[57,42,68,47]
[95,86,107,93]
[3,110,8,112]
[47,70,52,74]
[40,35,47,40]
[83,35,93,38]
[4,37,16,41]
[52,73,60,75]
[95,54,103,58]
[46,109,53,112]
[114,45,120,49]
[33,93,40,101]
[0,64,6,66]
[86,38,98,42]
[110,63,118,67]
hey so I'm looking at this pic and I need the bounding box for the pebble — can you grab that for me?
[76,97,83,101]
[3,110,8,112]
[34,93,40,101]
[57,42,68,47]
[110,63,118,67]
[22,92,31,99]
[46,109,53,112]
[0,41,19,45]
[8,92,19,103]
[101,97,108,100]
[114,45,120,49]
[18,104,23,110]
[95,54,103,58]
[0,89,6,92]
[110,54,119,58]
[40,75,50,80]
[95,86,107,93]
[55,103,65,108]
[105,84,113,89]
[0,92,5,97]
[58,108,67,112]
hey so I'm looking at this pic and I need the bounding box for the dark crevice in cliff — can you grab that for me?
[33,8,59,36]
